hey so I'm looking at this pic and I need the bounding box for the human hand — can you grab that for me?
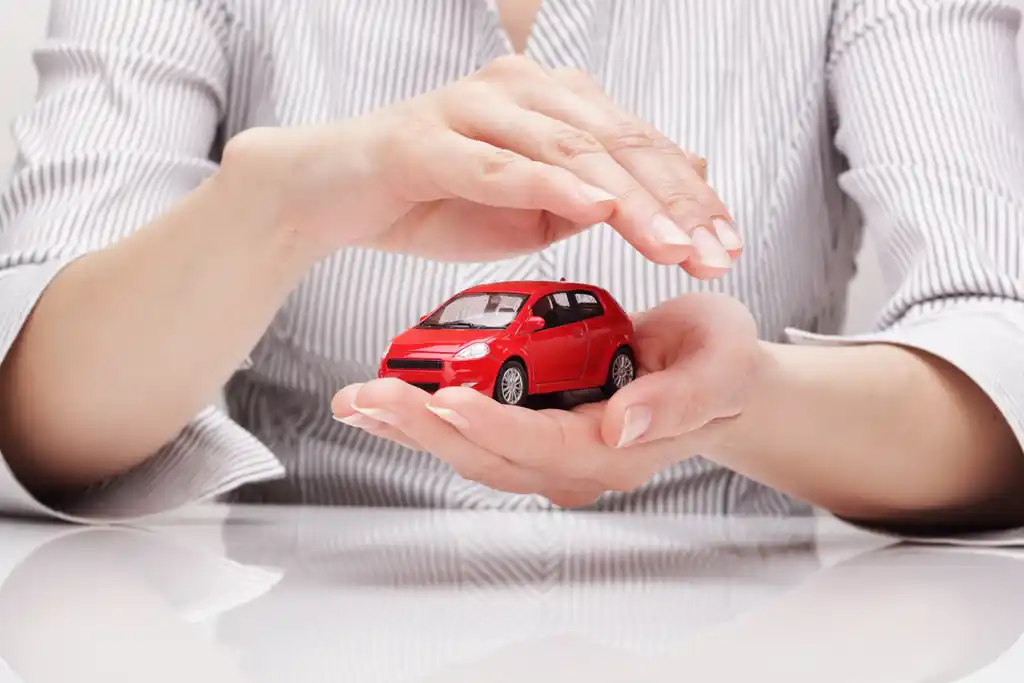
[330,293,766,506]
[219,56,740,277]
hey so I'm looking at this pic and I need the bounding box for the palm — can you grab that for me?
[381,200,587,262]
[531,293,760,493]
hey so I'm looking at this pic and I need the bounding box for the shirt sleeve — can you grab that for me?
[785,0,1024,543]
[0,0,283,523]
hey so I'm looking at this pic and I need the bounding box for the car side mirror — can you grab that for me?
[521,316,545,333]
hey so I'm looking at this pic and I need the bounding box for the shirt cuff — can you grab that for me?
[785,299,1024,546]
[0,260,284,524]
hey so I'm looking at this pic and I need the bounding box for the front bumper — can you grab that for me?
[378,355,502,395]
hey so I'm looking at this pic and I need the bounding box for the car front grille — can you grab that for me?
[408,382,440,393]
[386,358,443,370]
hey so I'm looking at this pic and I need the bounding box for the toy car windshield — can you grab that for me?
[418,292,528,330]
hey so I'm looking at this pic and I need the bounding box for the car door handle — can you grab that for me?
[573,327,584,337]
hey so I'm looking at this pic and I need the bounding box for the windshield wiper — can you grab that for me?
[440,321,489,329]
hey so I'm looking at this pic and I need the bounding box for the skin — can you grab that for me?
[1,3,1021,531]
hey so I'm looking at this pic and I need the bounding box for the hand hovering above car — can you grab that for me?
[331,293,766,507]
[219,55,740,276]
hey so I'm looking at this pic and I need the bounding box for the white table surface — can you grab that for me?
[0,504,1022,683]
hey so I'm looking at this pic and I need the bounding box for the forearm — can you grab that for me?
[714,341,1024,528]
[0,168,314,493]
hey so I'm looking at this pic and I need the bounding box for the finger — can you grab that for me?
[680,258,731,280]
[549,70,713,183]
[445,97,697,266]
[342,414,425,452]
[426,387,648,489]
[544,69,742,268]
[330,382,365,418]
[404,128,616,227]
[350,379,543,494]
[331,385,424,451]
[599,343,752,449]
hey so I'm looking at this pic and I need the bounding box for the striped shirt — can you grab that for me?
[1,0,1023,534]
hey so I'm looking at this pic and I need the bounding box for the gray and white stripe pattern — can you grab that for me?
[1,0,1023,530]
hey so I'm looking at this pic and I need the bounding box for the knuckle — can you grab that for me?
[601,121,668,154]
[547,127,605,161]
[446,79,496,111]
[479,54,541,82]
[477,148,523,183]
[659,186,704,217]
[222,126,278,166]
[551,66,593,86]
[616,184,652,206]
[377,114,438,164]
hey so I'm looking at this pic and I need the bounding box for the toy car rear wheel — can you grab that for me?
[601,347,636,397]
[494,360,528,406]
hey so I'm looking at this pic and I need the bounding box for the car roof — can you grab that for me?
[458,280,601,296]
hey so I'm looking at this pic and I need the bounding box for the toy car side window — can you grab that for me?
[533,293,573,329]
[572,291,604,320]
[531,295,552,321]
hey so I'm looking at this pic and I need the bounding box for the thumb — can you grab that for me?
[600,354,739,449]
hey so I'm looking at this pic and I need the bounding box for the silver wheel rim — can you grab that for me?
[612,354,634,388]
[500,367,524,404]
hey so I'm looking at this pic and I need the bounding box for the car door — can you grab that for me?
[527,292,589,384]
[572,289,609,374]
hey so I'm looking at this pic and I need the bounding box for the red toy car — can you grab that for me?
[379,280,636,406]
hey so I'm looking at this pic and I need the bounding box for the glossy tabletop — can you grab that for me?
[0,504,1022,683]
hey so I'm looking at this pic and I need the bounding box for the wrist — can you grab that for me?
[712,340,790,457]
[207,143,326,281]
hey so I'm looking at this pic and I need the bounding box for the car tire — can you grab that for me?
[494,360,529,406]
[601,347,636,398]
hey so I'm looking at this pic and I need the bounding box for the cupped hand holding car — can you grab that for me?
[332,294,765,508]
[223,54,741,275]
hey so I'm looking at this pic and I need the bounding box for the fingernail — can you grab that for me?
[352,404,399,425]
[693,156,708,179]
[691,226,732,268]
[650,214,693,247]
[616,405,652,448]
[578,183,617,205]
[426,404,470,430]
[713,217,743,251]
[333,413,374,428]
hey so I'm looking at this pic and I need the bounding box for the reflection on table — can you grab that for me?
[0,505,1020,682]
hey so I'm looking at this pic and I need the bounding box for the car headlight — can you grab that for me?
[453,341,490,360]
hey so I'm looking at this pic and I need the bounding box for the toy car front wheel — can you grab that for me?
[601,347,636,397]
[494,360,528,406]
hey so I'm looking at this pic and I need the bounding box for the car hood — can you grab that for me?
[388,327,502,356]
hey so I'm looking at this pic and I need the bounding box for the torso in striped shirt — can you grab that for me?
[221,0,844,515]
